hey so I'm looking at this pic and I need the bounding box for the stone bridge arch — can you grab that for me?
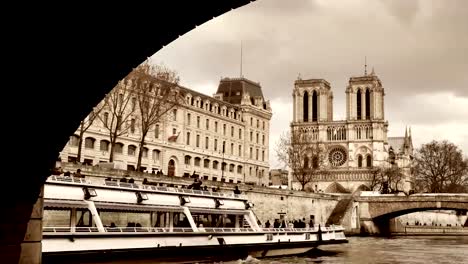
[365,200,468,220]
[5,2,254,263]
[356,195,468,235]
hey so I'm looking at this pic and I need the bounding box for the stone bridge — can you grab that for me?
[354,194,468,235]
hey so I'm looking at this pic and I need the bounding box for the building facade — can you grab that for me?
[291,69,413,192]
[269,169,289,187]
[60,77,272,185]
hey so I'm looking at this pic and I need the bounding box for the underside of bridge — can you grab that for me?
[359,204,468,236]
[3,1,253,263]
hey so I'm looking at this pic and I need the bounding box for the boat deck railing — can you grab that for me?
[47,176,246,199]
[43,226,345,234]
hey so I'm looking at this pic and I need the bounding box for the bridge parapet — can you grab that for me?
[357,195,468,221]
[356,194,468,203]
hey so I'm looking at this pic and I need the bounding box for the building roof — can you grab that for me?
[349,72,382,86]
[177,84,242,111]
[216,77,264,104]
[388,137,406,153]
[294,78,331,89]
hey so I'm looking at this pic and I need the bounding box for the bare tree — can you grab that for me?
[276,130,327,191]
[76,105,105,162]
[413,140,468,193]
[128,60,182,171]
[370,166,405,194]
[98,79,137,162]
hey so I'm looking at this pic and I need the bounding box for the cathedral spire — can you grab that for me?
[370,67,375,76]
[364,56,367,76]
[405,126,408,138]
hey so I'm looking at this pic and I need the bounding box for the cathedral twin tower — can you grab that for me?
[290,69,407,192]
[293,69,385,124]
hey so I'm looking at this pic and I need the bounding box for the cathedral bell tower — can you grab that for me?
[346,68,385,121]
[293,78,333,123]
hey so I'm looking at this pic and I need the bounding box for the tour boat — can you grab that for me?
[42,176,348,263]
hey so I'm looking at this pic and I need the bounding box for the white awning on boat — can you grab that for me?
[188,208,249,215]
[44,199,89,209]
[93,202,183,212]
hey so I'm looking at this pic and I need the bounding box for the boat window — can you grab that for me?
[190,212,247,228]
[152,211,169,228]
[173,212,191,228]
[100,211,150,228]
[76,210,93,227]
[43,209,70,227]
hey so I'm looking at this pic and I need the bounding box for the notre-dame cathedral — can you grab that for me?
[291,69,413,193]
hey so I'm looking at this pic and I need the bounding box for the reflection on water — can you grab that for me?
[224,236,468,264]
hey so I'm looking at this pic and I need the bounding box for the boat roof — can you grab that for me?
[45,176,250,212]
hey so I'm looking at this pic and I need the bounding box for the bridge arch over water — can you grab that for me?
[356,194,468,235]
[4,2,254,263]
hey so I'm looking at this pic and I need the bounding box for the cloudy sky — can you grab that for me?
[151,0,468,168]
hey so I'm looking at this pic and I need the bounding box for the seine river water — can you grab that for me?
[223,236,468,264]
[75,236,468,264]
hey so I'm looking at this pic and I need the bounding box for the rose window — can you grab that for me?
[328,147,347,167]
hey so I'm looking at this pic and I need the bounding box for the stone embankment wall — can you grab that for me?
[57,164,342,226]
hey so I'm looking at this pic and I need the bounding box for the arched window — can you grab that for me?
[312,90,318,121]
[366,155,372,167]
[142,147,149,158]
[312,156,319,169]
[184,155,191,165]
[153,149,160,161]
[304,156,309,169]
[237,165,243,174]
[127,145,137,156]
[357,155,363,168]
[204,159,210,168]
[389,147,396,164]
[229,164,235,172]
[130,118,136,133]
[194,157,201,166]
[114,143,124,154]
[213,160,219,170]
[100,140,110,151]
[132,97,137,111]
[70,135,80,147]
[103,112,109,126]
[154,124,160,139]
[168,159,175,177]
[357,89,362,120]
[84,137,95,149]
[303,91,309,122]
[365,89,371,120]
